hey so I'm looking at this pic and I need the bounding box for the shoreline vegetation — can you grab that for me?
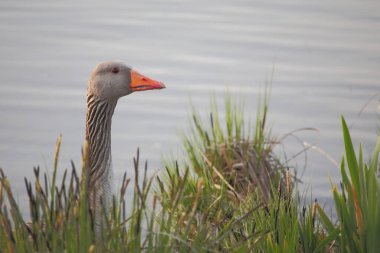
[0,95,379,253]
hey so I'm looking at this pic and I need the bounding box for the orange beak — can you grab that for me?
[129,69,166,92]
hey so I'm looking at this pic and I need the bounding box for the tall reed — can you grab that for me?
[318,117,380,253]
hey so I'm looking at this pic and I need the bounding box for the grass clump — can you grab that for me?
[181,93,286,203]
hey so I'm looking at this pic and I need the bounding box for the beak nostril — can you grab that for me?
[142,77,147,81]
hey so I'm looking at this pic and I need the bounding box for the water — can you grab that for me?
[0,0,379,212]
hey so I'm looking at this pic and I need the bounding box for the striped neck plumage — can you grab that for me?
[85,94,117,215]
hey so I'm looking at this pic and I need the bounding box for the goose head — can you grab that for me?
[88,61,165,100]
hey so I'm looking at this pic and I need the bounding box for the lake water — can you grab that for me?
[0,0,379,213]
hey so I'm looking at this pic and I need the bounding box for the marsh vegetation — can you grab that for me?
[0,95,379,253]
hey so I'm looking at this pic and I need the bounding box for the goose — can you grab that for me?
[85,61,165,228]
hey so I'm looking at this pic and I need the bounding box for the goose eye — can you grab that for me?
[111,67,119,74]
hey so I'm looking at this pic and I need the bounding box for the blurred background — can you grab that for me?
[0,0,379,215]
